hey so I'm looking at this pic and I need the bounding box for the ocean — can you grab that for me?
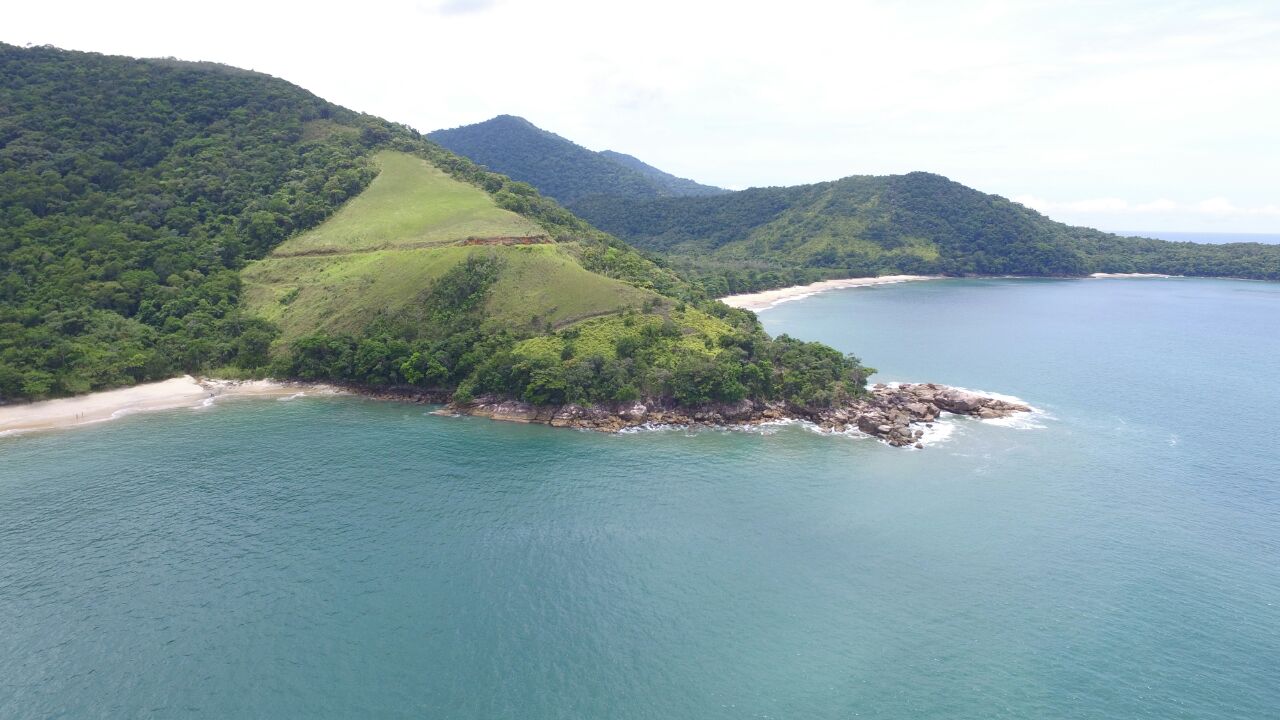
[3,277,1278,718]
[1121,230,1280,244]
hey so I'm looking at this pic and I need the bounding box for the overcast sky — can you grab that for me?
[8,0,1279,233]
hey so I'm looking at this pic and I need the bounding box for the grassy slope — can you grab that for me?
[277,151,542,254]
[242,151,658,344]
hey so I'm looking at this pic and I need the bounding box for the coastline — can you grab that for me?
[447,383,1032,449]
[0,376,342,437]
[719,275,940,311]
[1088,272,1174,279]
[719,272,1197,311]
[2,373,1033,449]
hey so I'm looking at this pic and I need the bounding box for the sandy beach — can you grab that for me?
[0,376,340,437]
[719,275,940,311]
[1088,272,1175,279]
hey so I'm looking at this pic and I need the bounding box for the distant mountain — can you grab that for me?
[427,115,724,204]
[597,150,725,197]
[434,117,1280,293]
[572,171,1097,276]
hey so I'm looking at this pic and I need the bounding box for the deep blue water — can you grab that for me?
[3,278,1279,718]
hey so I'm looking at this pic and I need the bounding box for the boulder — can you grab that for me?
[935,390,982,414]
[905,402,930,418]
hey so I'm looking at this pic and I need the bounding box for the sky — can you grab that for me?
[7,0,1280,233]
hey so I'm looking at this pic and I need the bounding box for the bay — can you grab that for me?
[3,278,1278,718]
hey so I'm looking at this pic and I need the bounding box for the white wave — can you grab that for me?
[729,418,807,435]
[615,422,687,434]
[916,418,958,445]
[982,413,1048,430]
[278,391,308,402]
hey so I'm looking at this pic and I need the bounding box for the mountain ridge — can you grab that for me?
[429,117,1280,292]
[427,115,724,204]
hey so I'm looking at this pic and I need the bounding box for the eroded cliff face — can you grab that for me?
[446,383,1031,448]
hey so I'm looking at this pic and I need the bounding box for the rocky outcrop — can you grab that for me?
[445,383,1031,448]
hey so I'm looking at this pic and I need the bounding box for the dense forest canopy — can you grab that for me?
[0,44,382,399]
[0,44,867,408]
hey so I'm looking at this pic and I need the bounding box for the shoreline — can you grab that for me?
[1,375,1034,450]
[447,383,1032,448]
[719,275,940,311]
[718,272,1194,311]
[0,376,343,438]
[1087,272,1174,279]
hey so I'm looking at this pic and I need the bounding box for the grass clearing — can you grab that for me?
[274,150,542,255]
[242,154,659,345]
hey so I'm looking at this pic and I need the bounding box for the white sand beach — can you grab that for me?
[719,275,940,311]
[0,376,339,437]
[1088,272,1174,279]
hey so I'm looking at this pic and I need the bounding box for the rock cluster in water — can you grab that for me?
[447,383,1031,449]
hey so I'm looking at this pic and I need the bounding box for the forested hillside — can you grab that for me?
[597,150,725,197]
[0,45,868,409]
[0,44,382,399]
[433,117,1280,294]
[575,172,1280,291]
[428,115,724,204]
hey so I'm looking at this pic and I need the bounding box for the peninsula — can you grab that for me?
[0,44,1034,448]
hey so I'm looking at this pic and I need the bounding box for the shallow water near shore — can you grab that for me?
[3,278,1279,718]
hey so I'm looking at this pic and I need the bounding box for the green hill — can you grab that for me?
[1,44,868,410]
[242,150,656,344]
[267,150,541,256]
[427,115,725,204]
[574,172,1280,290]
[434,118,1280,293]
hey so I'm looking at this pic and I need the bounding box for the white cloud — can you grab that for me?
[1013,194,1280,233]
[427,0,498,15]
[1017,196,1280,216]
[1195,197,1238,215]
[1133,199,1178,212]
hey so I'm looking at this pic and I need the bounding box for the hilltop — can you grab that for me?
[0,44,870,418]
[428,115,725,204]
[433,118,1280,293]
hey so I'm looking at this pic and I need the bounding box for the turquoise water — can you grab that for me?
[3,278,1279,718]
